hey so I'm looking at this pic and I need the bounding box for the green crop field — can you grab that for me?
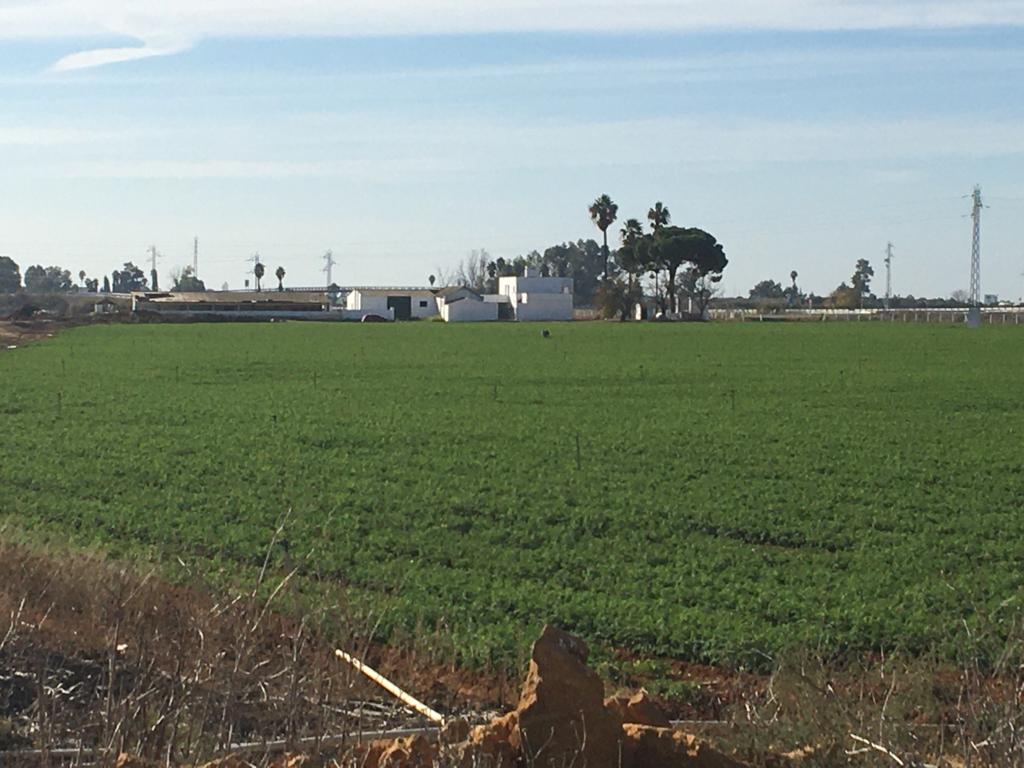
[2,321,1023,670]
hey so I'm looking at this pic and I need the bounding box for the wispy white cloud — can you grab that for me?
[3,1,1024,74]
[50,40,191,72]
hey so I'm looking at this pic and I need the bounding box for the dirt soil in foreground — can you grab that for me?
[3,538,1014,767]
[0,534,764,767]
[0,320,61,349]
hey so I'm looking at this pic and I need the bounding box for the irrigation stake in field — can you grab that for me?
[575,433,582,471]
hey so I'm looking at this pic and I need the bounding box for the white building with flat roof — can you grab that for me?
[345,288,438,321]
[497,268,573,321]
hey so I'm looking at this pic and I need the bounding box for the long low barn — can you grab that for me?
[132,291,332,318]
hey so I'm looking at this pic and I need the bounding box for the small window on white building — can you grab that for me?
[419,300,428,307]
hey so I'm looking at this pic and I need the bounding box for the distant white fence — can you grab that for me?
[710,308,1024,324]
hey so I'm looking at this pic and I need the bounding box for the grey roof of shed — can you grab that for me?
[437,286,482,301]
[350,288,436,297]
[133,291,326,304]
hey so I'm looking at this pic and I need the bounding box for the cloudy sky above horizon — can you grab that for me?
[2,1,1024,297]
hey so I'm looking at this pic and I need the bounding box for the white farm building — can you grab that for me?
[497,268,573,322]
[435,286,505,322]
[345,288,438,321]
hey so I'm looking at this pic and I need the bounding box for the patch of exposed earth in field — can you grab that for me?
[0,320,59,350]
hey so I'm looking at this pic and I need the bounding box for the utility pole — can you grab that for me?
[246,252,261,290]
[970,185,983,306]
[193,236,199,278]
[884,242,894,310]
[967,185,983,327]
[322,249,337,287]
[146,245,161,291]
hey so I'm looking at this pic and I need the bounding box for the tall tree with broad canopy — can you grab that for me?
[112,262,147,293]
[749,279,785,299]
[588,194,618,279]
[23,265,73,293]
[648,227,728,315]
[851,259,874,306]
[0,256,21,293]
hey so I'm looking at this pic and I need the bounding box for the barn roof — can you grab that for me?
[350,288,436,297]
[133,291,326,304]
[437,286,482,301]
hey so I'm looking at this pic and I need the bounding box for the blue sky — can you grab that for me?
[1,2,1023,298]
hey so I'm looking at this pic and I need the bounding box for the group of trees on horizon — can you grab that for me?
[0,254,292,296]
[745,257,983,310]
[441,195,730,320]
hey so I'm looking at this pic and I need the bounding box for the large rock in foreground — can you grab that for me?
[507,625,625,768]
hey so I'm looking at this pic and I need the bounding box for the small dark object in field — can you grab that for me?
[542,329,550,338]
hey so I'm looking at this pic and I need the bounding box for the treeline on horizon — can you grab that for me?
[0,257,296,296]
[0,198,989,311]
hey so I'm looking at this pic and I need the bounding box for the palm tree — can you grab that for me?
[588,194,619,279]
[254,261,265,292]
[647,201,671,232]
[618,217,644,280]
[620,218,644,249]
[275,266,286,291]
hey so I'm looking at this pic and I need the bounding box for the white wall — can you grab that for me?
[347,290,438,319]
[346,290,391,313]
[516,292,573,321]
[410,294,439,319]
[497,275,574,321]
[442,299,498,322]
[498,275,573,296]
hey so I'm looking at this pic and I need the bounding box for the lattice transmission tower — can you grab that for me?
[969,185,983,306]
